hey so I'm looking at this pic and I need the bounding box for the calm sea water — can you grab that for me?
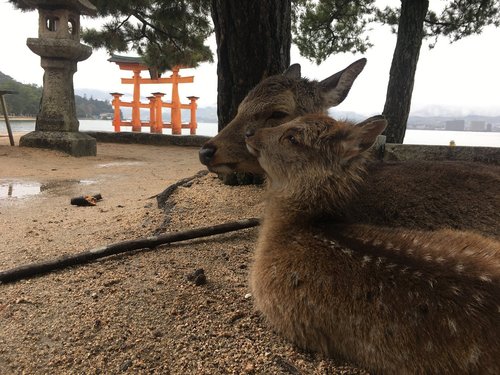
[2,119,500,147]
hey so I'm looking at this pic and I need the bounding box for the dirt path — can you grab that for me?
[0,135,368,374]
[1,135,203,269]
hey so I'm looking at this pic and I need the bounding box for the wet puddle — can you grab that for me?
[0,181,41,199]
[97,161,144,168]
[0,179,97,200]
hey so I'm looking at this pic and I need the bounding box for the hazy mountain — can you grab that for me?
[75,88,113,102]
[408,114,500,125]
[0,71,112,118]
[328,107,500,130]
[411,104,500,118]
[4,73,499,127]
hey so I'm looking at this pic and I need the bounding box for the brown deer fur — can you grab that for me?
[199,60,500,238]
[246,114,500,375]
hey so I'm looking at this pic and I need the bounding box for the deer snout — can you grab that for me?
[199,143,216,165]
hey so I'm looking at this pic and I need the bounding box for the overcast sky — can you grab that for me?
[1,0,499,116]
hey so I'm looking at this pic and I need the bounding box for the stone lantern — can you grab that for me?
[18,0,97,156]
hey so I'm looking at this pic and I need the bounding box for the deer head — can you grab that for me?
[245,114,387,214]
[199,59,367,174]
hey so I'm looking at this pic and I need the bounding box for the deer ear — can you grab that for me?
[283,64,301,79]
[319,58,367,108]
[354,115,387,152]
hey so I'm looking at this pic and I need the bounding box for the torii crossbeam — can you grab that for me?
[108,55,198,135]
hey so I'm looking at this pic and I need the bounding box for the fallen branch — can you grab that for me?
[0,218,260,284]
[154,170,209,208]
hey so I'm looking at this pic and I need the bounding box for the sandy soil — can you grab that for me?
[0,134,368,374]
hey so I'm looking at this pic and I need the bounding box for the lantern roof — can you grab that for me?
[14,0,97,16]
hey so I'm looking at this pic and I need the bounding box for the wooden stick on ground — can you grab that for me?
[0,218,260,284]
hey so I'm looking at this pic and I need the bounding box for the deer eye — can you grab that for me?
[268,111,288,120]
[286,135,298,145]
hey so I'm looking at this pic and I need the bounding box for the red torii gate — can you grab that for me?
[108,55,198,135]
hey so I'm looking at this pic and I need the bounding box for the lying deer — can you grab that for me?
[246,114,500,375]
[200,60,500,238]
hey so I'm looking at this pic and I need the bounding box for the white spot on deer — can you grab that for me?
[386,263,397,270]
[361,255,372,267]
[408,290,420,300]
[423,254,433,262]
[376,257,384,267]
[435,256,445,264]
[473,294,484,305]
[386,242,394,249]
[372,239,382,246]
[467,345,481,365]
[447,318,458,334]
[425,341,434,352]
[400,266,409,274]
[341,248,353,256]
[479,274,492,283]
[450,286,461,296]
[412,238,420,246]
[456,263,465,273]
[413,271,423,278]
[407,249,415,255]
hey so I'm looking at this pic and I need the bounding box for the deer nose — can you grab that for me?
[199,144,216,165]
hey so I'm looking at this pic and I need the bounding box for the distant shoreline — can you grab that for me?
[3,117,110,121]
[5,116,36,121]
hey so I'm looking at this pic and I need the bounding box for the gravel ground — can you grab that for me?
[0,138,369,374]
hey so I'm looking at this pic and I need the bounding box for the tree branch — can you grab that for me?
[133,11,183,53]
[0,218,261,284]
[112,15,132,32]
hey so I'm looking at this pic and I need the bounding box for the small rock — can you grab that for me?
[274,355,301,374]
[243,362,255,373]
[187,269,207,286]
[228,311,245,324]
[194,273,207,286]
[103,279,120,287]
[152,330,163,338]
[120,359,133,372]
[15,298,32,304]
[244,293,252,299]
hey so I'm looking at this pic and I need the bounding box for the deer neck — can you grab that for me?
[264,159,367,225]
[264,176,363,227]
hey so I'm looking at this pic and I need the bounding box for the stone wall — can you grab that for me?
[84,131,499,165]
[384,144,499,165]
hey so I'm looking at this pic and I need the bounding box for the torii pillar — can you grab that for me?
[170,67,182,134]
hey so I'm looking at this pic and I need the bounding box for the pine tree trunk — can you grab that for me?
[211,0,291,132]
[382,0,429,143]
